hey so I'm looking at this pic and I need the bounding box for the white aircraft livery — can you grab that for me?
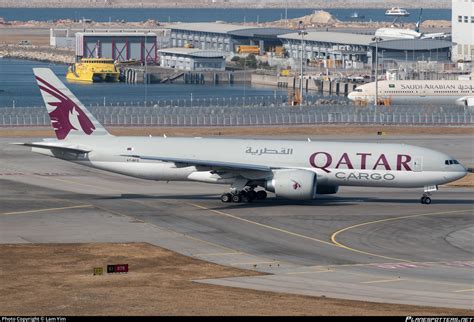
[348,80,474,106]
[19,68,468,204]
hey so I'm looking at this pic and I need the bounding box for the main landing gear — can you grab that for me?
[220,189,267,203]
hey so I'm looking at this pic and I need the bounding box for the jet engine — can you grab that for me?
[265,169,317,200]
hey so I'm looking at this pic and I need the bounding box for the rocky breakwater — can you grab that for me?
[0,44,74,64]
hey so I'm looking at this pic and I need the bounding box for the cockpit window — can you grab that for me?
[355,88,363,92]
[445,160,459,165]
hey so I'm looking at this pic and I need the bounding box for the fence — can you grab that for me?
[1,94,472,127]
[1,107,472,127]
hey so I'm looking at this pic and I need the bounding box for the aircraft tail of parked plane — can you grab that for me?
[15,69,468,205]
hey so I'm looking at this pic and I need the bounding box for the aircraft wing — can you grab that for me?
[121,154,272,172]
[12,142,92,153]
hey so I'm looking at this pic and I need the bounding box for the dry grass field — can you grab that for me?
[1,243,472,316]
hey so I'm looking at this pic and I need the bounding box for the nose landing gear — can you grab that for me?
[420,193,432,204]
[420,185,437,205]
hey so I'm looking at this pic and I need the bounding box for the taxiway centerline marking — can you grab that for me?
[194,252,243,257]
[189,202,335,247]
[452,288,474,293]
[285,270,335,275]
[360,278,406,284]
[230,261,279,266]
[1,204,92,216]
[330,209,472,263]
[91,204,242,254]
[28,175,270,265]
[189,203,413,262]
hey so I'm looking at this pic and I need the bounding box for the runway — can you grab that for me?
[0,136,473,309]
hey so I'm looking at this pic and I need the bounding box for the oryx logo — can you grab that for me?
[292,180,301,190]
[36,76,95,140]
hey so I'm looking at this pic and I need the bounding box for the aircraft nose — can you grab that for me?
[449,164,469,182]
[347,92,355,101]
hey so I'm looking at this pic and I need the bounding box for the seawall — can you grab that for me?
[0,45,74,64]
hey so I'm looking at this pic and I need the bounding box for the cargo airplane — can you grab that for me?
[17,68,468,204]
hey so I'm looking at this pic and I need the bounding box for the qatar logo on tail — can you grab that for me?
[36,76,95,140]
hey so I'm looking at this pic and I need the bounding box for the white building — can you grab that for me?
[158,48,226,71]
[452,0,474,61]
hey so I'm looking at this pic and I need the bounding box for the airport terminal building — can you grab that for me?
[452,0,474,61]
[169,23,291,55]
[278,31,453,68]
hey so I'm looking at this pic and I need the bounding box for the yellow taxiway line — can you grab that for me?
[360,278,406,284]
[1,204,92,216]
[330,209,472,262]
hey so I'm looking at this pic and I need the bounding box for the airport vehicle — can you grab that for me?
[236,45,260,55]
[348,80,474,106]
[385,8,410,16]
[19,68,467,204]
[66,58,120,83]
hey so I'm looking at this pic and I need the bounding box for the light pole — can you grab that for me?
[144,32,148,107]
[298,25,307,105]
[372,36,382,107]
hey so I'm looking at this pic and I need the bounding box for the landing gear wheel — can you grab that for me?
[420,196,432,204]
[231,194,242,203]
[246,190,257,201]
[221,193,232,203]
[256,190,267,200]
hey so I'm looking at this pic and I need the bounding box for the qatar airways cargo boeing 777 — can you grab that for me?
[17,69,467,204]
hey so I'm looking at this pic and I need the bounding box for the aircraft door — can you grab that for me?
[413,156,423,172]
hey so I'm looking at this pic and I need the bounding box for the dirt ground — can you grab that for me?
[1,243,472,316]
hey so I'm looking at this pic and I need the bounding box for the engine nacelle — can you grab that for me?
[266,169,317,200]
[316,185,339,195]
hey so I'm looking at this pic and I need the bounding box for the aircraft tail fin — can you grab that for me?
[415,8,423,32]
[33,68,110,140]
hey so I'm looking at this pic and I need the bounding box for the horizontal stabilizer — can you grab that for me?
[11,142,91,153]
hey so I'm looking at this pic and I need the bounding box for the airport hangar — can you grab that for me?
[278,31,454,68]
[169,22,292,55]
[74,31,160,64]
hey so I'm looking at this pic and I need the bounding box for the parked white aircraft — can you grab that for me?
[375,9,450,40]
[17,69,468,204]
[348,80,474,106]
